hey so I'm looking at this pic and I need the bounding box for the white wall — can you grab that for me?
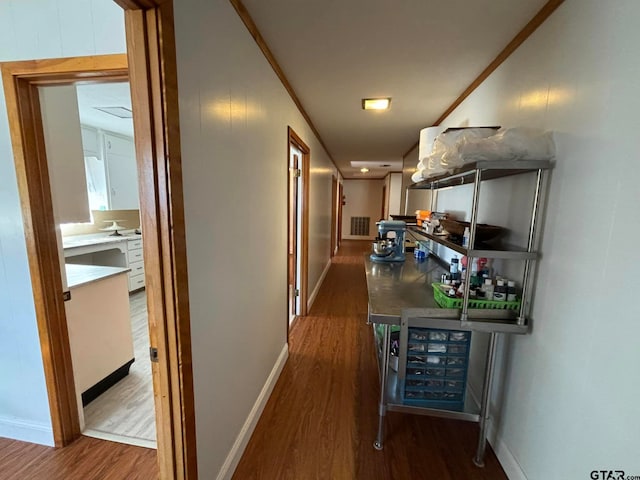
[436,1,640,478]
[341,179,383,240]
[0,0,126,445]
[387,172,403,217]
[173,0,337,476]
[402,146,432,215]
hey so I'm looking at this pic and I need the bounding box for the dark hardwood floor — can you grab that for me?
[0,241,506,480]
[232,240,507,480]
[0,435,157,479]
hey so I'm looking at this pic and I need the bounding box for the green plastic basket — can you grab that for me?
[431,283,521,310]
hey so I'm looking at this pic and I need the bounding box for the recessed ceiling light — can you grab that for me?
[94,106,133,118]
[360,167,370,173]
[362,98,391,110]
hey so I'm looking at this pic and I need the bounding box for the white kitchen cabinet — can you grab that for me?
[105,133,140,210]
[80,125,100,156]
[127,237,145,291]
[40,85,90,224]
[80,125,110,212]
[64,235,145,293]
[64,264,134,407]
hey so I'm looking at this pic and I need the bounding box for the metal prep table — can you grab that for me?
[366,160,550,466]
[365,253,521,467]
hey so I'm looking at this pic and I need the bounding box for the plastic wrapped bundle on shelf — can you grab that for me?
[415,126,446,181]
[411,168,426,183]
[418,126,446,163]
[433,127,500,171]
[456,127,555,162]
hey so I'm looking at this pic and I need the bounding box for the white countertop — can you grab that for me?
[66,263,131,289]
[63,232,141,249]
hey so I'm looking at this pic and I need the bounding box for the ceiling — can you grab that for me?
[241,0,549,179]
[75,82,134,138]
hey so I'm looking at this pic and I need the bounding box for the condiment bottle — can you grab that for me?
[482,278,494,300]
[493,280,507,301]
[449,256,460,281]
[470,259,483,288]
[507,280,517,302]
[462,227,470,247]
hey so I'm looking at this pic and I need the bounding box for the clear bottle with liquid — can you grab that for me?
[449,256,460,281]
[507,280,517,302]
[482,278,494,300]
[462,227,470,248]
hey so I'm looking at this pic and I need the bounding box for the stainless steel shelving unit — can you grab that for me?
[410,158,551,327]
[367,158,552,467]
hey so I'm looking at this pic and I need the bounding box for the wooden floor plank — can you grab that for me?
[83,290,156,445]
[0,435,157,479]
[233,240,507,480]
[1,241,506,480]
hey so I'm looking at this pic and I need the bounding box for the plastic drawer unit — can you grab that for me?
[399,327,471,411]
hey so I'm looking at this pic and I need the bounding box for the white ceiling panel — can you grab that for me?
[241,0,550,178]
[75,81,134,138]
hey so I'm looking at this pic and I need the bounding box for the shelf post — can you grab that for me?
[374,323,390,450]
[517,169,545,326]
[474,331,499,467]
[403,188,410,215]
[461,168,482,323]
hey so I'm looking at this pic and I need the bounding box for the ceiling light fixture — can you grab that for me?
[94,106,133,118]
[360,167,370,173]
[362,97,391,110]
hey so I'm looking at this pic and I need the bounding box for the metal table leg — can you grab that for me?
[374,323,390,450]
[474,331,499,467]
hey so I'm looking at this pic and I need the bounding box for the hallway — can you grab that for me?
[233,240,506,479]
[0,241,506,479]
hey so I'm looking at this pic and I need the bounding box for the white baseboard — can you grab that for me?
[466,385,527,480]
[0,416,54,446]
[216,344,289,480]
[486,422,527,480]
[307,259,332,311]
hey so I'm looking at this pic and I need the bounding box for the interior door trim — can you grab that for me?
[330,175,338,257]
[1,54,129,447]
[1,1,197,478]
[122,3,197,478]
[287,127,310,337]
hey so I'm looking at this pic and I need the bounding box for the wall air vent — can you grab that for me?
[350,217,370,236]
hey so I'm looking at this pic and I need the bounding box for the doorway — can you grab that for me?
[1,14,196,475]
[338,182,344,249]
[289,147,301,325]
[287,127,310,336]
[43,80,156,448]
[1,57,161,444]
[331,176,338,257]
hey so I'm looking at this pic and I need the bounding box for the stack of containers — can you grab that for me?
[411,126,446,183]
[401,327,471,411]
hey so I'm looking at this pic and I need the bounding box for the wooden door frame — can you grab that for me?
[330,175,338,257]
[287,151,299,328]
[287,127,310,338]
[1,2,197,479]
[337,182,344,249]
